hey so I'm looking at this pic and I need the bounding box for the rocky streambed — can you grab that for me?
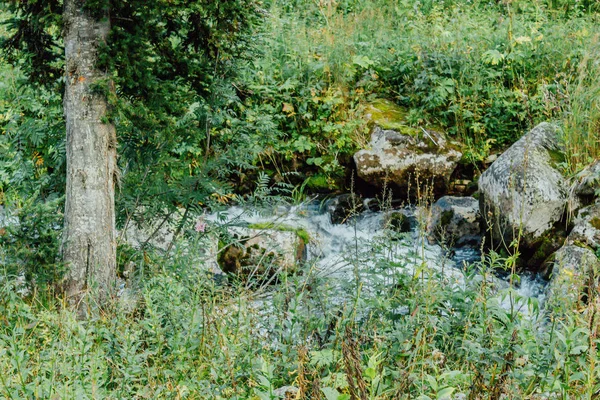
[190,200,543,315]
[350,105,600,313]
[120,116,599,317]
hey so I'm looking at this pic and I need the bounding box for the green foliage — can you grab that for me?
[561,36,600,174]
[0,63,64,201]
[379,1,599,148]
[0,0,63,85]
[1,0,267,230]
[0,196,65,289]
[0,209,599,398]
[235,0,600,181]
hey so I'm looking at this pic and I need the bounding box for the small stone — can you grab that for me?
[484,153,499,165]
[325,193,363,224]
[428,196,481,246]
[273,386,299,398]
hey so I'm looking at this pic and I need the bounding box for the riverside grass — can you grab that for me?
[2,0,600,398]
[249,0,600,178]
[0,214,599,399]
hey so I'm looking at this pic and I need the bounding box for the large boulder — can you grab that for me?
[479,123,569,267]
[354,126,462,198]
[218,225,308,282]
[427,196,481,246]
[545,245,600,313]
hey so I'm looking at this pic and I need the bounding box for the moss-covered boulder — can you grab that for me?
[218,225,308,282]
[479,123,569,268]
[354,100,462,198]
[384,210,415,234]
[427,196,481,247]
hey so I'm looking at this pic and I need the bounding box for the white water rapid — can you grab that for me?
[206,201,546,317]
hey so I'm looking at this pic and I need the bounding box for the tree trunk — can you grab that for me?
[62,0,117,310]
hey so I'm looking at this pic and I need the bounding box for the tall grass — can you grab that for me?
[562,35,600,174]
[1,210,599,398]
[251,0,600,171]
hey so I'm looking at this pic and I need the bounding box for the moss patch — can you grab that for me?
[387,212,411,233]
[591,217,600,230]
[547,148,567,169]
[365,99,420,136]
[305,174,333,192]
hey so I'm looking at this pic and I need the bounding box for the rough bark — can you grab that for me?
[62,0,117,309]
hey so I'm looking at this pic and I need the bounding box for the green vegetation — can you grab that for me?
[1,228,599,398]
[1,0,600,398]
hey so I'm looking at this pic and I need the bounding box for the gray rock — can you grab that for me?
[572,159,600,204]
[325,194,363,224]
[566,203,600,251]
[354,126,462,197]
[479,123,568,264]
[273,386,299,398]
[428,196,481,246]
[219,226,307,280]
[546,244,600,311]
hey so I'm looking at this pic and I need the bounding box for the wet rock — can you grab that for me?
[385,209,415,233]
[566,203,600,251]
[479,123,569,268]
[354,126,462,198]
[572,159,600,205]
[218,226,308,281]
[325,193,363,224]
[428,196,481,246]
[546,244,600,312]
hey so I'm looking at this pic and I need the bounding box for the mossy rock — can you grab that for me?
[355,100,462,198]
[305,175,333,192]
[440,210,454,227]
[364,99,445,137]
[364,99,419,135]
[217,225,309,283]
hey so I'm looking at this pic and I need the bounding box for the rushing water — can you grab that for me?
[207,200,547,316]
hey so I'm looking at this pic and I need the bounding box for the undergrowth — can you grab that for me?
[243,0,600,181]
[0,206,598,399]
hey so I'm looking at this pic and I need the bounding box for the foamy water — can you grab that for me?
[206,201,546,317]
